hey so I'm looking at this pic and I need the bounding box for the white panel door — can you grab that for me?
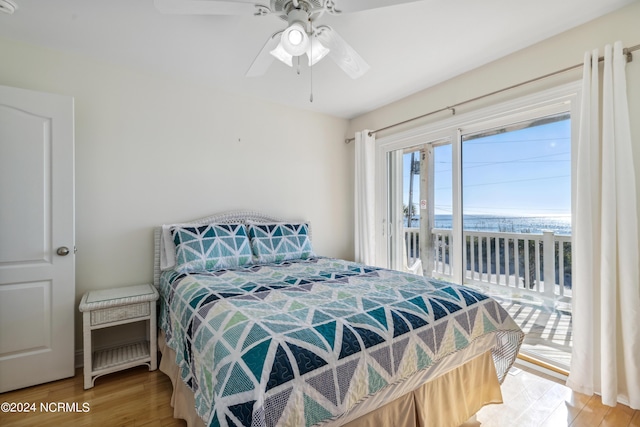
[0,85,75,392]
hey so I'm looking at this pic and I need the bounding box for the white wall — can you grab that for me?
[0,37,352,354]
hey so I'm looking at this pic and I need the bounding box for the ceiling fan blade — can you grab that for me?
[316,26,370,79]
[246,31,282,77]
[335,0,425,13]
[154,0,261,15]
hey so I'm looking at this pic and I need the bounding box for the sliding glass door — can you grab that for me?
[461,112,572,370]
[375,84,579,371]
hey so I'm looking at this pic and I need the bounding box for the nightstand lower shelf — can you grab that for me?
[93,341,151,372]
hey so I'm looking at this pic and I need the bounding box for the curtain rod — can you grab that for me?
[345,43,640,144]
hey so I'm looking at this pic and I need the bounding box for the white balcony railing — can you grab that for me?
[404,227,572,304]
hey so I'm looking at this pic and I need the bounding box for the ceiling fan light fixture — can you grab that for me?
[307,37,330,66]
[281,22,309,56]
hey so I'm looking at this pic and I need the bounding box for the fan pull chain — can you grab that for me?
[310,68,314,102]
[296,56,301,75]
[310,33,314,103]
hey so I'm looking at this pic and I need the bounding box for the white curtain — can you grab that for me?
[354,130,376,265]
[568,41,640,409]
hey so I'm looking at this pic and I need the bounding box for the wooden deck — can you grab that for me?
[468,283,572,371]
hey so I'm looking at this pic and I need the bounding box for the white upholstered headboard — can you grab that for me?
[153,210,311,288]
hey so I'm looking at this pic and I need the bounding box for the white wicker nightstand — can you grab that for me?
[79,284,159,389]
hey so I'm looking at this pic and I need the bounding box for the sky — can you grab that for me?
[403,117,571,217]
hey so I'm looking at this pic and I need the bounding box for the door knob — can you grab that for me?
[57,247,70,256]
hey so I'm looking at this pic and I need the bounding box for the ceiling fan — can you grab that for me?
[154,0,422,79]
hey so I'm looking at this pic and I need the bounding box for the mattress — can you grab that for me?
[159,257,523,427]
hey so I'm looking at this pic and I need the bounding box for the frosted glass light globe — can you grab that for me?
[288,28,304,46]
[281,23,309,56]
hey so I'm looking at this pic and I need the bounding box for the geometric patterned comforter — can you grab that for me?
[159,257,523,427]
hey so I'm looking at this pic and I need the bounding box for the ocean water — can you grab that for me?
[407,214,572,235]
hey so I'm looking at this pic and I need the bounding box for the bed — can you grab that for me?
[154,211,524,427]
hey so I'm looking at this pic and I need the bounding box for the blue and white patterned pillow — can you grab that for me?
[247,221,315,264]
[171,223,253,273]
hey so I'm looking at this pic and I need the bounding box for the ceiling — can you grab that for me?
[0,0,635,118]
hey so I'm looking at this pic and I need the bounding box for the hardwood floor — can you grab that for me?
[1,363,638,426]
[0,366,184,427]
[461,366,640,427]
